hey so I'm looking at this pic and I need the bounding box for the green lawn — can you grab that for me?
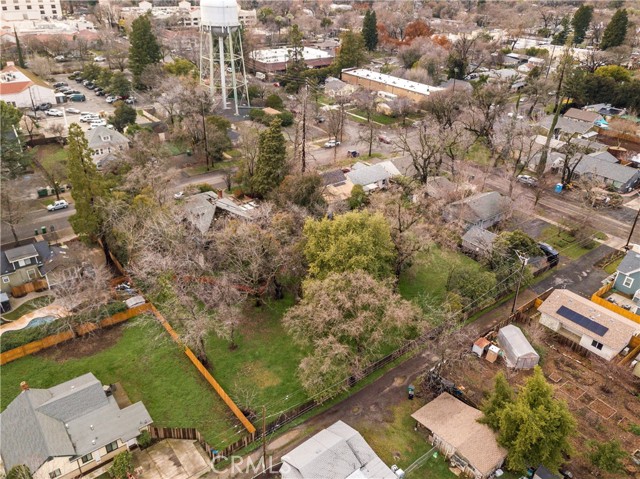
[1,295,53,322]
[203,297,311,418]
[34,144,67,163]
[166,141,189,156]
[408,453,458,479]
[348,109,397,125]
[465,141,492,166]
[604,256,623,275]
[0,318,240,446]
[538,226,596,260]
[184,160,241,177]
[399,247,484,304]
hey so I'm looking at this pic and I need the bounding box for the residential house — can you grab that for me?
[0,373,152,479]
[0,62,55,108]
[345,162,394,192]
[324,76,357,98]
[87,126,129,168]
[534,465,560,479]
[320,169,353,203]
[613,250,640,303]
[443,191,512,231]
[540,115,594,138]
[183,191,260,233]
[584,103,626,117]
[572,155,640,193]
[563,108,603,125]
[280,420,396,479]
[538,289,640,361]
[461,226,497,258]
[411,393,507,479]
[1,241,52,294]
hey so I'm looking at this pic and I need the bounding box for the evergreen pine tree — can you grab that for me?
[480,372,514,430]
[335,31,367,72]
[284,24,306,93]
[14,28,25,68]
[552,16,570,45]
[251,118,287,197]
[128,14,162,87]
[362,10,378,51]
[600,9,628,50]
[571,4,593,45]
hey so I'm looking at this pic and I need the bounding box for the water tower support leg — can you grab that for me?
[209,31,215,96]
[228,33,239,116]
[219,35,227,109]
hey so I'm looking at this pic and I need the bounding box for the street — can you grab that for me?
[1,206,75,245]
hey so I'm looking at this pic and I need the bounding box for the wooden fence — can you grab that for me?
[0,303,153,365]
[11,278,49,298]
[591,282,640,324]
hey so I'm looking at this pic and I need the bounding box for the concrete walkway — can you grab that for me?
[133,439,211,479]
[0,304,69,336]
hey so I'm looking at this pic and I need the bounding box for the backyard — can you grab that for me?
[538,225,600,260]
[1,295,53,322]
[0,318,241,447]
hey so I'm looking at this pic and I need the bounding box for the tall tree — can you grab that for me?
[0,100,28,178]
[128,14,162,87]
[587,440,627,473]
[571,5,593,45]
[335,31,366,72]
[480,372,515,430]
[1,181,27,243]
[13,27,25,68]
[66,124,113,265]
[552,16,570,46]
[250,118,287,197]
[303,211,395,280]
[600,9,628,50]
[284,24,306,93]
[283,271,425,401]
[362,10,378,51]
[498,367,576,471]
[110,101,137,132]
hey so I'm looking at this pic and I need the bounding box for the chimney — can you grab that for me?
[6,61,14,67]
[20,381,29,391]
[217,189,223,199]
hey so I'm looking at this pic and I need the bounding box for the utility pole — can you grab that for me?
[262,404,267,471]
[511,251,528,315]
[625,204,640,249]
[301,81,308,173]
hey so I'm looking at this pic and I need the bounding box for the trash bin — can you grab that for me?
[41,226,47,234]
[37,188,49,198]
[186,149,192,157]
[34,229,38,236]
[408,384,415,400]
[555,183,563,193]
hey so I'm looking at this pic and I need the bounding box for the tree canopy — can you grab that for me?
[587,440,627,473]
[362,10,378,51]
[250,117,287,197]
[0,100,27,178]
[110,102,137,132]
[600,9,628,50]
[303,211,395,280]
[480,371,514,430]
[335,31,367,72]
[571,5,593,45]
[128,14,162,87]
[283,270,424,400]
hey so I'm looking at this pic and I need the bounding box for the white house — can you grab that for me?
[0,62,55,108]
[0,0,62,21]
[538,289,640,361]
[0,373,152,479]
[87,126,129,168]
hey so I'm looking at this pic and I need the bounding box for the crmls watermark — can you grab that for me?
[210,455,282,475]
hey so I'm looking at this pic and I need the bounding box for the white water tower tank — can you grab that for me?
[201,0,240,33]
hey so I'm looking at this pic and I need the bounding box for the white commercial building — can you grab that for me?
[0,62,55,108]
[249,47,334,73]
[0,0,61,21]
[341,68,444,102]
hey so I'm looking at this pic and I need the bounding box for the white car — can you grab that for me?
[47,199,69,211]
[94,56,106,62]
[324,139,341,148]
[173,191,184,199]
[45,109,63,117]
[105,96,117,103]
[80,114,99,123]
[517,174,538,187]
[89,119,107,128]
[65,108,81,114]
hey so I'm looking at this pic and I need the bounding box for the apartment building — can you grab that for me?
[0,0,62,21]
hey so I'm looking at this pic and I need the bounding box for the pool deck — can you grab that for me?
[0,304,69,336]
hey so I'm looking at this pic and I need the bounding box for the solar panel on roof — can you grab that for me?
[556,305,608,337]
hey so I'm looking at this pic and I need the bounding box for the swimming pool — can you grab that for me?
[25,315,57,329]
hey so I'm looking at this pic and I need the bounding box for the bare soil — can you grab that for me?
[37,324,124,362]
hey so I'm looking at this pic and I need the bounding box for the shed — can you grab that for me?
[472,337,491,357]
[496,325,539,369]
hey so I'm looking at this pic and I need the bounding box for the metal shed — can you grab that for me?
[496,325,539,370]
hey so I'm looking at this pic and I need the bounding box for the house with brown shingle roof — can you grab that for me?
[563,108,603,124]
[0,61,55,108]
[411,393,507,479]
[538,289,640,361]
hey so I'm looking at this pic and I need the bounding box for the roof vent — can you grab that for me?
[65,423,69,428]
[90,424,94,430]
[20,381,29,391]
[92,439,96,445]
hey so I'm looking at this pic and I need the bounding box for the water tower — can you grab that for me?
[199,0,250,115]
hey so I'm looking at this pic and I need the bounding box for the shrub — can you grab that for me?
[249,108,266,122]
[197,183,215,193]
[348,184,368,210]
[278,110,294,127]
[630,423,640,436]
[137,430,153,448]
[109,451,133,479]
[265,93,283,110]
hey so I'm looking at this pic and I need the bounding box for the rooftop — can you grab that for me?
[250,47,333,64]
[538,289,640,351]
[446,191,511,225]
[411,393,507,477]
[617,249,640,275]
[342,68,444,97]
[573,154,640,184]
[564,108,602,124]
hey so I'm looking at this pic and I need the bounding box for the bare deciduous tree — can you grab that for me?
[1,181,27,242]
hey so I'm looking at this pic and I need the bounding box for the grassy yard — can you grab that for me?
[34,144,67,163]
[1,295,53,322]
[399,246,485,304]
[184,160,241,177]
[204,297,311,418]
[465,141,492,166]
[166,140,189,156]
[538,226,596,260]
[604,256,623,275]
[408,453,458,479]
[0,318,240,446]
[348,108,397,125]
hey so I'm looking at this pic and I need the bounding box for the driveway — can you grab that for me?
[133,439,211,479]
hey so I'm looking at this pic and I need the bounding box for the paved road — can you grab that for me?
[1,205,75,245]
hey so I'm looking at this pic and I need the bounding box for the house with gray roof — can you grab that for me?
[572,155,640,193]
[443,191,512,231]
[346,163,392,192]
[461,226,497,258]
[280,421,396,479]
[540,115,594,137]
[0,373,152,479]
[613,249,640,303]
[1,240,52,294]
[87,126,129,168]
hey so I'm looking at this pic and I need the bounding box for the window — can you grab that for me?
[591,340,603,351]
[623,276,634,288]
[17,259,27,267]
[40,9,44,13]
[2,6,7,9]
[14,5,19,8]
[105,441,118,453]
[2,277,9,284]
[49,470,61,479]
[81,453,93,464]
[27,5,31,8]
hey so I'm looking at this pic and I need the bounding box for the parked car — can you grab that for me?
[37,102,52,111]
[47,199,69,211]
[75,77,84,83]
[516,174,538,187]
[80,114,100,122]
[105,95,117,103]
[68,94,86,102]
[378,134,392,144]
[324,139,341,148]
[94,56,106,62]
[85,83,96,90]
[315,116,325,123]
[65,108,81,114]
[64,90,81,95]
[95,90,106,96]
[52,82,68,88]
[54,55,65,62]
[173,191,184,199]
[89,119,107,128]
[45,109,63,117]
[124,97,136,104]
